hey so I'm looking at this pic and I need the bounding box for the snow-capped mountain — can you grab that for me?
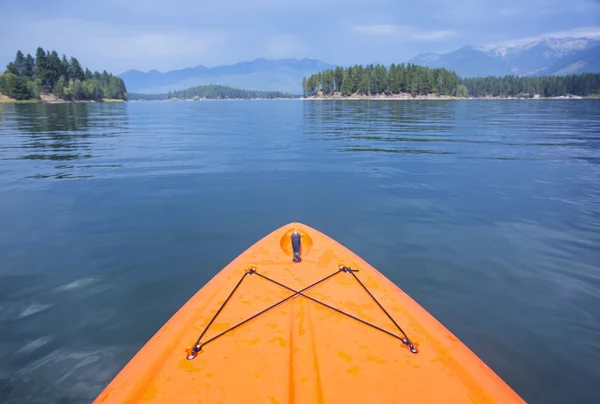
[410,38,600,77]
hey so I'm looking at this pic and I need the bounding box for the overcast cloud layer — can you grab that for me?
[1,0,599,74]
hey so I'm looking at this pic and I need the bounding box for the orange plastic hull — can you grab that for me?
[95,223,525,403]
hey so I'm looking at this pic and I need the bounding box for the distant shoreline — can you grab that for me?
[0,94,126,104]
[2,95,597,104]
[305,93,592,101]
[128,97,299,102]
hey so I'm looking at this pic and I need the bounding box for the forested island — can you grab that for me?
[303,64,600,98]
[129,84,294,100]
[0,48,127,102]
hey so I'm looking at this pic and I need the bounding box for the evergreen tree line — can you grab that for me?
[0,48,127,101]
[162,85,292,100]
[304,64,600,98]
[462,74,600,97]
[302,64,462,97]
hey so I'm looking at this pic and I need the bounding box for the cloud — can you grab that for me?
[0,16,224,73]
[353,25,458,41]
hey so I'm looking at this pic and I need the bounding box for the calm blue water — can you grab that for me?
[0,100,599,403]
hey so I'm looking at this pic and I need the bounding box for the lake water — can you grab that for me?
[0,100,599,403]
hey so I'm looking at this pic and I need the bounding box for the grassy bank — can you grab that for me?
[0,95,41,104]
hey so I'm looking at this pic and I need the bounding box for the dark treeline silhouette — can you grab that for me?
[129,85,294,100]
[0,48,127,101]
[128,93,169,100]
[167,85,292,99]
[304,64,600,98]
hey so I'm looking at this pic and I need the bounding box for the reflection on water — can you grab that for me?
[0,100,600,404]
[303,100,600,161]
[1,103,127,179]
[2,101,599,182]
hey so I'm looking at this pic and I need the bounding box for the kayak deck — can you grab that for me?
[95,223,524,403]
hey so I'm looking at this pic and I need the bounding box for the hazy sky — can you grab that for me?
[1,0,599,74]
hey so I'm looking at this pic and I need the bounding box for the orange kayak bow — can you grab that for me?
[95,223,524,403]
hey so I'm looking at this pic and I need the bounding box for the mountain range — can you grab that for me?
[410,37,600,77]
[120,38,600,94]
[120,58,334,94]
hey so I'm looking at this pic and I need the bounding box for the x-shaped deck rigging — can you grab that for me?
[187,266,417,360]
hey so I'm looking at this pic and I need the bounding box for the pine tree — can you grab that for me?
[427,70,436,94]
[399,64,407,93]
[306,75,317,95]
[15,51,25,76]
[46,51,61,88]
[408,66,419,95]
[321,69,334,94]
[6,62,18,75]
[334,66,344,93]
[341,70,351,95]
[35,47,48,89]
[61,55,70,80]
[374,64,388,94]
[24,54,35,77]
[435,71,445,95]
[358,65,370,95]
[388,64,400,94]
[302,77,307,97]
[69,57,85,82]
[348,66,359,94]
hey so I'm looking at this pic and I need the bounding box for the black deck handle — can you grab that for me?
[291,231,302,262]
